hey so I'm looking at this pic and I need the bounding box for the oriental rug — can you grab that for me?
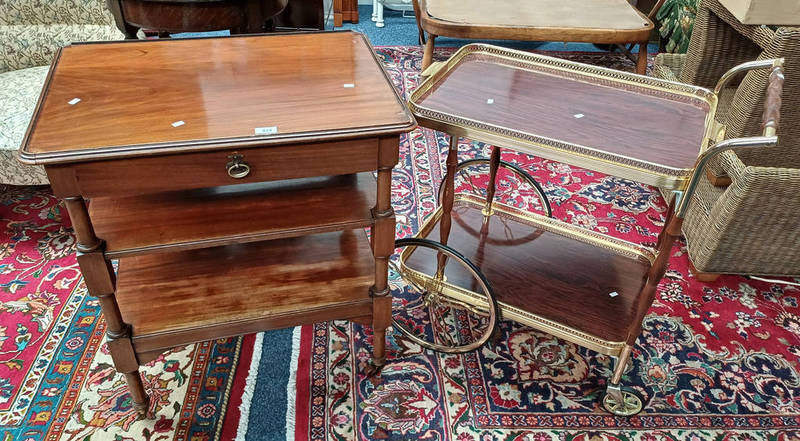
[277,47,800,441]
[1,46,799,441]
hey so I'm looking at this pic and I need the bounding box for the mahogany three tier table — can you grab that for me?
[19,31,416,414]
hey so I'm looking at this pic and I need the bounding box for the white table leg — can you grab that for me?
[376,1,385,27]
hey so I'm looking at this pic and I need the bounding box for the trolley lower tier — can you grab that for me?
[402,195,656,357]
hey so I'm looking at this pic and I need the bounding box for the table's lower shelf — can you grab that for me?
[407,196,655,355]
[116,229,375,354]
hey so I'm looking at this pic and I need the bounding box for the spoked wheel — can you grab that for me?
[390,237,499,354]
[602,385,644,416]
[438,158,553,217]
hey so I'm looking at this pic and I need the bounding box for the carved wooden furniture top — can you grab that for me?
[409,44,720,189]
[20,31,415,164]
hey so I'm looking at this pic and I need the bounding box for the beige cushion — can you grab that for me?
[425,0,650,30]
[0,24,125,72]
[0,65,49,185]
[0,0,116,26]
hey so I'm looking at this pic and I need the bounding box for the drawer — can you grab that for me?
[66,137,380,198]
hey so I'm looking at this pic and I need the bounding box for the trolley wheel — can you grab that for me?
[602,385,644,416]
[390,237,499,354]
[439,158,553,217]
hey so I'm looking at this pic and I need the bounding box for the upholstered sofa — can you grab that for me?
[0,0,124,185]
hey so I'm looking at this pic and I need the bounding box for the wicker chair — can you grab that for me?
[652,0,800,278]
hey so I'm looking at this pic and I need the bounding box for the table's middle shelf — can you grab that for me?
[90,173,377,258]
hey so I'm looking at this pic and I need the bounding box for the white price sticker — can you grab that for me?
[254,126,278,135]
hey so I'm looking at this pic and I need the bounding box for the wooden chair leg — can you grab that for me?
[636,40,648,75]
[689,259,721,282]
[706,168,732,187]
[422,34,436,70]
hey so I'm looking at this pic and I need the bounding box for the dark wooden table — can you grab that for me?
[106,0,323,38]
[19,31,415,415]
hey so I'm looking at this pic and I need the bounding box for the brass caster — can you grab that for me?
[602,384,644,416]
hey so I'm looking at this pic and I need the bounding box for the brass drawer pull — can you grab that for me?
[226,154,250,179]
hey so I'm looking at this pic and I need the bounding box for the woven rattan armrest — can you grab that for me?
[652,53,685,82]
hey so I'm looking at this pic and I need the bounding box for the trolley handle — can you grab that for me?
[762,60,785,137]
[676,58,785,218]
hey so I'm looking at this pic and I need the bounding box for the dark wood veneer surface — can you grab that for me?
[116,230,374,343]
[90,173,376,257]
[21,31,413,162]
[418,57,708,170]
[408,204,651,342]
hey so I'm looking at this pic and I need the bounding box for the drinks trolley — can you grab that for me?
[388,44,784,416]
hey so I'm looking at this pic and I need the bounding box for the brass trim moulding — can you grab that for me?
[18,31,417,166]
[400,195,655,357]
[408,44,721,191]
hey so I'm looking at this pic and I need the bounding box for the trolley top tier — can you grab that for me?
[408,44,719,189]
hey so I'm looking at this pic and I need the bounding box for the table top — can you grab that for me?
[20,31,415,165]
[424,0,651,31]
[409,44,719,189]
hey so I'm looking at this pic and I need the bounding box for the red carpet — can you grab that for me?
[1,47,799,440]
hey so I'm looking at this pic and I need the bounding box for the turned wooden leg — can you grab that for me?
[688,259,721,282]
[483,146,502,221]
[65,197,150,416]
[636,40,648,75]
[422,34,436,70]
[412,0,425,44]
[610,344,633,386]
[333,0,343,27]
[436,135,459,276]
[367,137,399,373]
[625,198,681,345]
[370,296,392,370]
